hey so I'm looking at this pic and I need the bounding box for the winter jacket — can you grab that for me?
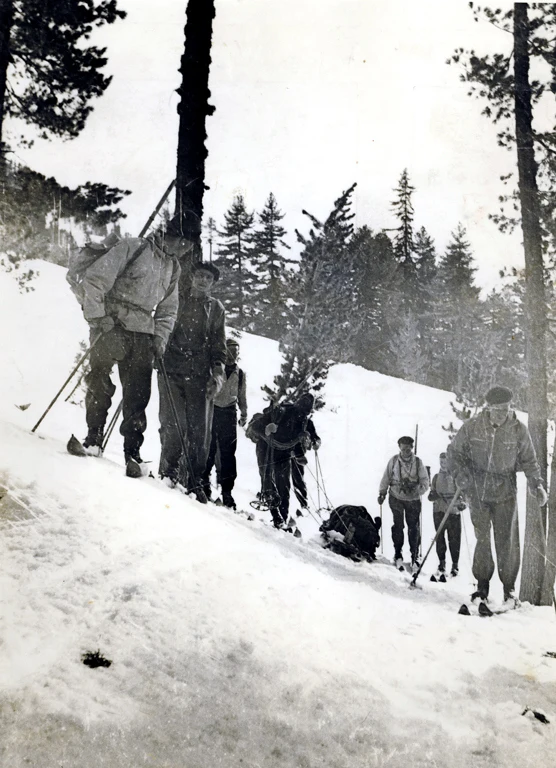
[163,292,226,380]
[214,365,247,419]
[379,453,430,502]
[447,409,541,502]
[429,471,461,515]
[80,237,180,345]
[248,403,315,452]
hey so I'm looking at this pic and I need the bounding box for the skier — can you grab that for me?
[378,435,430,573]
[447,385,547,609]
[158,261,226,501]
[428,452,466,581]
[202,338,248,509]
[249,393,318,529]
[76,216,184,476]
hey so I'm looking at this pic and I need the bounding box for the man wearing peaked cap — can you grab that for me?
[447,384,547,608]
[378,435,430,573]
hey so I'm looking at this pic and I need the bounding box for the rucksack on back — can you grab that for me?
[66,233,147,305]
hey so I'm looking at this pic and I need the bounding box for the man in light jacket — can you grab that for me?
[378,435,430,573]
[78,216,185,476]
[447,385,547,607]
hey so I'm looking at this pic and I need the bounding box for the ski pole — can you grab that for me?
[410,487,462,588]
[31,334,102,433]
[101,401,123,453]
[380,503,383,553]
[64,368,87,402]
[157,357,207,502]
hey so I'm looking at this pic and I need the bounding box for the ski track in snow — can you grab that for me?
[1,262,556,768]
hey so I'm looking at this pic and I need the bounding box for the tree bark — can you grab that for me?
[175,0,216,277]
[514,3,549,605]
[0,0,14,175]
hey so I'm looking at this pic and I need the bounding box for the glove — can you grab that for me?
[536,485,548,507]
[206,373,224,400]
[238,414,247,428]
[300,431,312,451]
[456,500,467,511]
[265,422,278,436]
[152,335,166,360]
[377,493,386,505]
[89,315,115,334]
[312,437,322,452]
[428,490,439,502]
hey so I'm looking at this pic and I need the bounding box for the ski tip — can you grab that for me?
[430,574,437,582]
[67,434,87,457]
[458,604,471,615]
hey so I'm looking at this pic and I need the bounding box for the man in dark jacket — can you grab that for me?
[249,393,317,529]
[429,452,466,580]
[158,261,226,501]
[447,385,547,607]
[76,217,184,476]
[202,337,248,509]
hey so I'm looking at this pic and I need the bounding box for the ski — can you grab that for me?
[67,435,152,479]
[458,601,519,617]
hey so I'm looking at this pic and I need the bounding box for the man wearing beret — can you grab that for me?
[158,260,226,502]
[378,435,430,573]
[447,385,547,607]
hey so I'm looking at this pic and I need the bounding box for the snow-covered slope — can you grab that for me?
[1,263,556,768]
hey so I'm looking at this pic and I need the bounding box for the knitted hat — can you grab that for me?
[439,452,447,459]
[398,436,414,446]
[192,261,220,282]
[485,386,513,406]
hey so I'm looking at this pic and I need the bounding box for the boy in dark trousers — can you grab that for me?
[428,452,466,580]
[202,338,248,509]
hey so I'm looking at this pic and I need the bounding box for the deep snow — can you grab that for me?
[1,261,556,768]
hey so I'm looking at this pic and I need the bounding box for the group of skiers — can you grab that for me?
[377,385,548,609]
[69,216,549,610]
[70,215,318,528]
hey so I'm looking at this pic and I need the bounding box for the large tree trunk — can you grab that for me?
[175,0,216,281]
[514,3,549,606]
[0,0,14,175]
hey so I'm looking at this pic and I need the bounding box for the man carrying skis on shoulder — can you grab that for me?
[74,216,185,477]
[429,452,466,581]
[447,385,547,611]
[378,435,429,574]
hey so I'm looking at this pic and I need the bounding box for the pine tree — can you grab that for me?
[389,310,428,384]
[213,194,255,328]
[264,184,358,406]
[432,224,481,391]
[250,193,294,340]
[0,0,126,165]
[391,169,419,307]
[350,226,397,373]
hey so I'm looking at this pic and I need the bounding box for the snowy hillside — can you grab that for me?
[1,262,556,768]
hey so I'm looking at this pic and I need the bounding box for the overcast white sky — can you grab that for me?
[13,0,523,290]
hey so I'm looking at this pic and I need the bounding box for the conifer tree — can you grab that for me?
[264,184,358,405]
[250,193,294,339]
[213,194,255,328]
[391,169,419,307]
[0,0,126,166]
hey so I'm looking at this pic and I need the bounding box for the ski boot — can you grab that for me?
[411,557,421,576]
[503,589,520,610]
[394,555,404,572]
[470,589,493,617]
[82,427,104,457]
[450,564,459,578]
[222,491,236,510]
[125,449,145,479]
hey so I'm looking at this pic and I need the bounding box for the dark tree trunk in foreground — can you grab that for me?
[0,0,14,174]
[175,0,216,274]
[514,3,549,605]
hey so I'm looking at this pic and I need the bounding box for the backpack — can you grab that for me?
[320,505,382,561]
[66,234,149,305]
[245,411,265,443]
